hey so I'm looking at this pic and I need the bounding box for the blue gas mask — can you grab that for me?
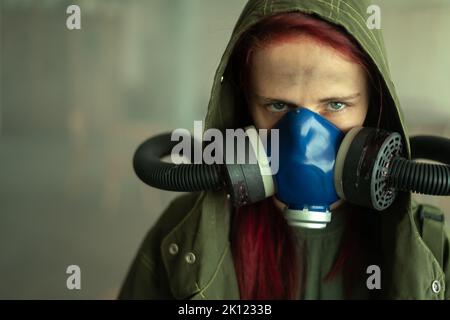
[270,108,344,229]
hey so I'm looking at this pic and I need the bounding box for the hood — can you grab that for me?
[203,0,411,158]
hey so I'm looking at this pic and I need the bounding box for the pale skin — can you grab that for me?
[246,35,370,212]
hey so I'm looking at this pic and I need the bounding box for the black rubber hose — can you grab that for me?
[133,133,224,192]
[410,135,450,165]
[388,158,450,195]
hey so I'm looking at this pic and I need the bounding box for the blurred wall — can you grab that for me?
[375,0,450,211]
[0,0,449,299]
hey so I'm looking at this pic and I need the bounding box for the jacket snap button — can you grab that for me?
[168,243,179,255]
[432,280,441,294]
[220,76,224,83]
[185,252,196,264]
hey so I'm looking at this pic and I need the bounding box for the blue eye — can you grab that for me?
[267,102,289,113]
[327,101,347,112]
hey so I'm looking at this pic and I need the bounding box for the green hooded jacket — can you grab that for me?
[119,0,450,300]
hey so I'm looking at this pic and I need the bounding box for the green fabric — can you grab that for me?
[293,203,350,299]
[420,204,446,269]
[293,202,374,300]
[297,229,349,299]
[119,0,450,300]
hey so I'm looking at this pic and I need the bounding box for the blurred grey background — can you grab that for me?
[0,0,449,299]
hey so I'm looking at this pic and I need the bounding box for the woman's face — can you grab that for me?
[247,35,369,132]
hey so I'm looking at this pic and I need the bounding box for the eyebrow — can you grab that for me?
[255,93,361,105]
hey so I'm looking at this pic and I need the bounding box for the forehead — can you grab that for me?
[250,36,365,91]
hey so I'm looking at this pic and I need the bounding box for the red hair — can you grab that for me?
[230,12,375,300]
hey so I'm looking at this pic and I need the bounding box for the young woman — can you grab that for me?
[119,0,450,300]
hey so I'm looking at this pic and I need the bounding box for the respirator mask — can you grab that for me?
[132,108,450,229]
